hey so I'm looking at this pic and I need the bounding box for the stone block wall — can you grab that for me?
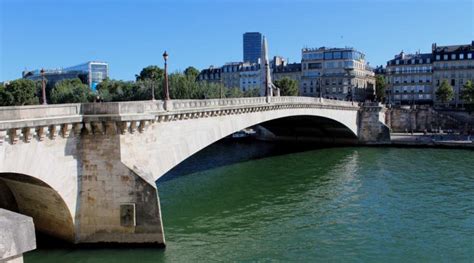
[385,106,462,132]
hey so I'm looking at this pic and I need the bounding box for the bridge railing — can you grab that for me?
[0,104,83,130]
[0,97,359,130]
[81,101,165,115]
[0,104,81,121]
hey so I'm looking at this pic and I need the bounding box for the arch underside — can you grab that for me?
[0,173,75,242]
[257,115,358,144]
[123,108,360,182]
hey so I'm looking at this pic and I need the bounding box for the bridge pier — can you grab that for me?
[358,103,391,143]
[76,130,165,246]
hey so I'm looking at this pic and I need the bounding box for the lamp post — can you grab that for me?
[40,69,47,105]
[318,75,322,100]
[151,80,155,101]
[163,51,170,101]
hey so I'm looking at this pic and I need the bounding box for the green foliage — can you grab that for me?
[436,79,454,104]
[196,82,223,99]
[0,79,38,106]
[184,66,200,81]
[375,75,386,102]
[51,79,93,104]
[274,77,298,96]
[135,65,164,82]
[461,80,474,104]
[97,79,157,101]
[243,88,260,97]
[225,87,244,98]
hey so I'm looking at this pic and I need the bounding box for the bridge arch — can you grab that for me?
[120,107,360,182]
[0,172,75,242]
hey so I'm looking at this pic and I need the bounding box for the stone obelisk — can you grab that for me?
[261,36,279,101]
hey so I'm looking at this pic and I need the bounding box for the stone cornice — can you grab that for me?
[0,97,361,145]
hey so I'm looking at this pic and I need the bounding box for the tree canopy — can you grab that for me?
[184,66,200,81]
[135,65,164,82]
[461,80,474,104]
[274,77,298,96]
[375,75,386,102]
[50,78,93,104]
[0,79,38,106]
[435,79,454,104]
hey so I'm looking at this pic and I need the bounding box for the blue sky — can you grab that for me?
[1,0,473,81]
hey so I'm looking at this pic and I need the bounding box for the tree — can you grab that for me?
[244,88,260,97]
[196,82,222,99]
[225,87,244,98]
[436,79,454,105]
[136,66,164,82]
[184,66,200,81]
[0,79,38,106]
[51,79,93,104]
[97,79,150,101]
[461,80,474,104]
[375,75,386,102]
[274,77,298,96]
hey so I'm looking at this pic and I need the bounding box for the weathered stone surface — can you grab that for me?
[0,209,36,262]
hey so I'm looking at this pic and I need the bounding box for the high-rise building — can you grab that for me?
[243,32,262,64]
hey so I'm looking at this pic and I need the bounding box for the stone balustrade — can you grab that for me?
[0,97,360,145]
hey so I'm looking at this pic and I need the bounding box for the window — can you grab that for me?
[468,53,473,59]
[310,88,314,93]
[451,79,455,86]
[443,54,448,60]
[333,52,342,59]
[396,60,400,65]
[427,58,431,63]
[451,54,456,59]
[436,55,440,60]
[460,54,464,59]
[324,52,333,60]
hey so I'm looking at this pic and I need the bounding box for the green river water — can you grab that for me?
[25,142,474,262]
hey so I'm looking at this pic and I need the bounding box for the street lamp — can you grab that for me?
[40,69,47,105]
[163,51,170,101]
[151,80,155,101]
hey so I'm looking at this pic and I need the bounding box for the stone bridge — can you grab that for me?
[0,97,389,247]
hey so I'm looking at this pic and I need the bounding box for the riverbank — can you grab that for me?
[387,132,474,149]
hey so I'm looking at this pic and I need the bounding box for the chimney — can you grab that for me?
[432,43,437,52]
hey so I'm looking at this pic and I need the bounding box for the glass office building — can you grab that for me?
[22,61,109,91]
[243,32,262,64]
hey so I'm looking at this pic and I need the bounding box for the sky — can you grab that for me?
[1,0,473,81]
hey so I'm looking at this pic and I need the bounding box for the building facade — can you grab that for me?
[197,66,221,84]
[385,41,474,106]
[221,62,245,89]
[300,47,375,100]
[385,52,433,104]
[243,32,262,64]
[432,42,474,106]
[239,63,261,92]
[273,63,302,83]
[23,61,108,91]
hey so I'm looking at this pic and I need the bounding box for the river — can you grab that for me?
[25,141,474,262]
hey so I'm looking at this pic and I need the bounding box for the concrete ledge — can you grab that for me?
[0,209,36,262]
